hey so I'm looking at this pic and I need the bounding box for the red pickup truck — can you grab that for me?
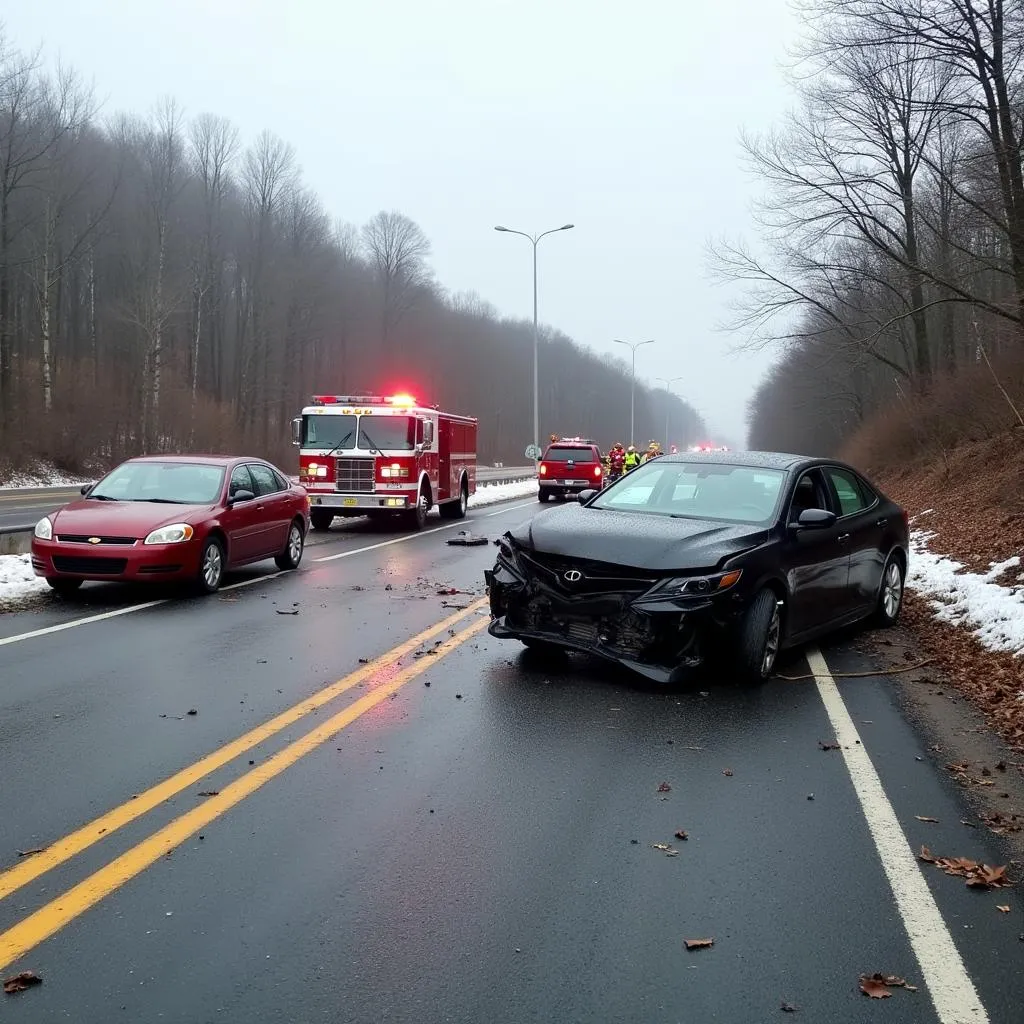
[537,438,605,502]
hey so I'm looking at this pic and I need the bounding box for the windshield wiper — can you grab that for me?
[86,493,118,501]
[359,428,383,455]
[138,497,190,504]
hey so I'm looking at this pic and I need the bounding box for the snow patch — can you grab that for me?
[0,462,91,489]
[907,531,1024,658]
[0,553,49,607]
[468,479,537,508]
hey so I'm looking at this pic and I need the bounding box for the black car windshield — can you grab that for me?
[590,461,786,524]
[90,462,226,504]
[545,447,595,462]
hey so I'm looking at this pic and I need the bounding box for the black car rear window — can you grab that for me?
[544,447,596,462]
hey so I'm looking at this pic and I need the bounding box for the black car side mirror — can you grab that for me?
[794,508,836,529]
[577,489,599,504]
[80,483,93,496]
[230,489,255,504]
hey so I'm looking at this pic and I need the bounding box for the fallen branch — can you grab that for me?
[776,658,936,682]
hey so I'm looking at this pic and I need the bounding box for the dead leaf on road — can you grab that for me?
[657,782,672,793]
[684,938,714,950]
[722,769,734,777]
[915,816,940,823]
[674,830,689,841]
[997,905,1011,913]
[858,973,916,998]
[919,846,1011,888]
[3,972,42,994]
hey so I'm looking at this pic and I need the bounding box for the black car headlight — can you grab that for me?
[646,569,743,600]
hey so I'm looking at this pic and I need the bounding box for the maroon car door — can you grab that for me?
[223,465,262,564]
[247,463,291,556]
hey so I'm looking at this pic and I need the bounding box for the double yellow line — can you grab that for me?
[0,597,489,972]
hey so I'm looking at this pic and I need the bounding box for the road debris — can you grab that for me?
[187,709,198,716]
[997,905,1011,913]
[652,843,679,857]
[275,608,299,615]
[657,782,672,793]
[16,847,45,857]
[858,973,917,998]
[674,830,689,841]
[915,816,940,824]
[980,810,1023,834]
[919,846,1012,888]
[198,790,219,798]
[777,658,936,681]
[684,938,714,951]
[722,768,734,777]
[447,531,488,546]
[818,741,841,751]
[780,1002,797,1013]
[3,972,42,994]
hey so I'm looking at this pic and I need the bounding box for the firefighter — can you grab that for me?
[608,443,626,481]
[624,445,640,472]
[642,441,663,463]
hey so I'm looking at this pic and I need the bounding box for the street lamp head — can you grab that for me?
[494,225,509,232]
[560,223,575,231]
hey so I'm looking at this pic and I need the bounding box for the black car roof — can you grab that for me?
[661,450,831,472]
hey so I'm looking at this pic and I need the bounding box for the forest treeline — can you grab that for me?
[0,30,704,476]
[719,0,1024,469]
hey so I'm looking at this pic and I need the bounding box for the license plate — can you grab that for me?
[571,479,587,486]
[342,498,358,507]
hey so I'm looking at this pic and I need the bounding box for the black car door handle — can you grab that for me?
[838,533,850,543]
[876,518,888,527]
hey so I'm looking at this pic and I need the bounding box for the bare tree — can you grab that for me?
[361,210,432,342]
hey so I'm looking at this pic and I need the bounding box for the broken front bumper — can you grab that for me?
[484,563,735,683]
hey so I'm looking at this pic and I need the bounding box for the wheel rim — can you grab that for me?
[203,544,222,588]
[762,603,780,676]
[288,525,302,563]
[417,494,427,521]
[460,487,468,513]
[883,561,903,619]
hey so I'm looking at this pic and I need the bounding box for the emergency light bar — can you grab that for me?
[310,394,421,407]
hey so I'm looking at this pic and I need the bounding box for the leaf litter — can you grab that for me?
[684,938,714,951]
[3,972,42,994]
[919,846,1012,888]
[859,973,917,999]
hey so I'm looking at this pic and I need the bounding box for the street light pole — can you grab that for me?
[613,339,654,446]
[655,376,684,448]
[494,223,574,462]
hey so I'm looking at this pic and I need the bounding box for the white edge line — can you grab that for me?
[806,647,988,1024]
[1,499,535,646]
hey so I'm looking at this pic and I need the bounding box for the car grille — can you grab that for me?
[335,457,375,493]
[52,556,128,575]
[519,551,656,594]
[57,535,137,545]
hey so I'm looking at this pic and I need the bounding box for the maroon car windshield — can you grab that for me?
[89,462,226,504]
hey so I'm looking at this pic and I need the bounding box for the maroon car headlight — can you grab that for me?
[34,516,54,540]
[143,523,195,545]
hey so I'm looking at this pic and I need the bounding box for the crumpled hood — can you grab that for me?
[51,500,215,539]
[509,503,767,572]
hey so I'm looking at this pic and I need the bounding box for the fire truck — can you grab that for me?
[291,394,477,531]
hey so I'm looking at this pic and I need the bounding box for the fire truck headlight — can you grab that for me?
[305,463,327,479]
[381,464,410,479]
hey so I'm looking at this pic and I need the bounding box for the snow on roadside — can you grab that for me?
[468,478,537,508]
[0,553,49,607]
[0,463,90,489]
[907,529,1024,658]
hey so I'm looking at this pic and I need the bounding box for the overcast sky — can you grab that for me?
[6,0,799,446]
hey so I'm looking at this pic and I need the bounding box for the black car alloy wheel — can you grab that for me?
[734,587,781,684]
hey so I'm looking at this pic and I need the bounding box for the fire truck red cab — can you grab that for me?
[291,394,477,531]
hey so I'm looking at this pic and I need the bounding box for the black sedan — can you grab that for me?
[484,451,909,684]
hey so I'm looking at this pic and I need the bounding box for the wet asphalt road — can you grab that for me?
[0,488,82,531]
[1,496,1022,1023]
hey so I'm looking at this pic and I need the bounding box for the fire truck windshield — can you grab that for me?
[358,416,415,451]
[301,413,416,452]
[301,414,356,449]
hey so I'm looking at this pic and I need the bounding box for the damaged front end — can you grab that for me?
[484,534,746,683]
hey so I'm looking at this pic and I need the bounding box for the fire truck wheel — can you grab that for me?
[405,488,429,530]
[310,510,334,532]
[439,478,469,519]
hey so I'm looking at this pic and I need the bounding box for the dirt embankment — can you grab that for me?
[866,432,1024,752]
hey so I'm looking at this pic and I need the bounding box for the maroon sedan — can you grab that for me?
[31,455,310,595]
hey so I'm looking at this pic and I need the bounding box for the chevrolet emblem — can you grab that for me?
[88,536,102,545]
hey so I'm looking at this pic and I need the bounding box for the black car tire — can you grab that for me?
[197,536,225,594]
[46,577,82,596]
[274,519,305,571]
[310,510,333,532]
[538,489,550,503]
[733,587,781,684]
[872,554,905,628]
